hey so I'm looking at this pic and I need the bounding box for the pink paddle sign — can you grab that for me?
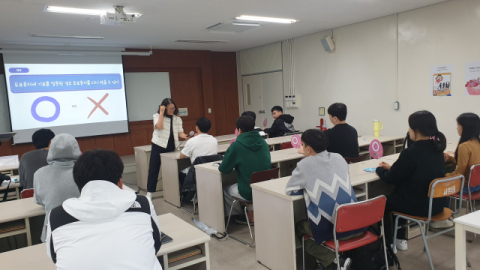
[291,134,302,149]
[230,138,236,145]
[263,118,268,128]
[235,128,239,136]
[369,139,384,159]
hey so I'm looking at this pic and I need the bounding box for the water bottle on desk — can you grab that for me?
[373,120,383,137]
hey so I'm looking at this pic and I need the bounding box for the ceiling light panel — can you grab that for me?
[44,6,142,17]
[235,15,297,24]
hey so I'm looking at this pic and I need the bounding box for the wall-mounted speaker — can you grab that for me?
[321,35,335,52]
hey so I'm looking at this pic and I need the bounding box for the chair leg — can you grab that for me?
[380,220,390,270]
[418,221,435,270]
[468,198,476,243]
[225,199,237,234]
[244,206,255,247]
[335,248,341,270]
[302,237,305,270]
[467,255,472,267]
[392,215,400,254]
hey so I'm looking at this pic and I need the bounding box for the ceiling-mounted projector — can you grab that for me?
[100,5,137,25]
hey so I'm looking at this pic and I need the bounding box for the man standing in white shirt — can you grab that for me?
[180,117,218,173]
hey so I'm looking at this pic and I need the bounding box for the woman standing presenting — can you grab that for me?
[147,98,189,198]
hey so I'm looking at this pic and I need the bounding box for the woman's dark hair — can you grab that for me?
[408,110,446,153]
[455,113,480,160]
[73,149,124,192]
[235,116,255,133]
[327,103,347,121]
[157,98,179,115]
[301,129,329,153]
[32,129,55,149]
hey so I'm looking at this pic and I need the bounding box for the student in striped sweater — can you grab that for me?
[286,129,365,270]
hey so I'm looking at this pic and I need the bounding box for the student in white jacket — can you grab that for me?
[46,149,162,270]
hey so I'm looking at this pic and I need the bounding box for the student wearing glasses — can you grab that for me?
[147,98,189,198]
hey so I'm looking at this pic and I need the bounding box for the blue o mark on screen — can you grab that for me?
[31,96,60,122]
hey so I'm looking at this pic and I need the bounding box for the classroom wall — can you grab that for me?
[0,49,238,158]
[239,0,480,144]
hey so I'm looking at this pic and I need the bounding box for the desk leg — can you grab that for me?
[197,169,236,234]
[163,157,181,207]
[204,242,210,270]
[163,254,169,270]
[455,223,467,270]
[25,218,32,246]
[15,187,20,199]
[253,188,298,270]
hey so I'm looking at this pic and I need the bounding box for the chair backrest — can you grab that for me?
[21,189,34,199]
[344,156,363,164]
[428,174,464,198]
[250,168,280,185]
[335,195,386,233]
[469,164,480,187]
[281,142,293,150]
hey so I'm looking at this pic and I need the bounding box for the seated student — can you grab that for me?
[241,111,266,136]
[376,111,446,252]
[46,149,162,270]
[180,117,218,174]
[263,106,295,138]
[19,129,55,189]
[430,113,480,229]
[219,116,271,224]
[286,129,362,270]
[34,134,81,242]
[323,103,359,158]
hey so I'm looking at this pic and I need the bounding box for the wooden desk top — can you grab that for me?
[0,213,210,270]
[251,155,399,202]
[357,135,404,147]
[195,147,303,174]
[160,144,229,160]
[0,164,19,172]
[0,197,45,223]
[454,210,480,229]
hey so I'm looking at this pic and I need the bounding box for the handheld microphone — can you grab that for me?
[175,131,195,150]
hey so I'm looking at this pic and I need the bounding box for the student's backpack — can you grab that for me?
[347,225,401,270]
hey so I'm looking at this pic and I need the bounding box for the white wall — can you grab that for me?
[0,75,11,132]
[239,0,480,143]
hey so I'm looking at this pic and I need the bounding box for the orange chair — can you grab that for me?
[21,189,34,199]
[301,195,388,270]
[392,174,464,270]
[225,167,280,247]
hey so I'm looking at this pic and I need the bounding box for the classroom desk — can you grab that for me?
[161,135,295,208]
[251,156,397,270]
[0,164,19,175]
[195,147,304,234]
[0,213,211,270]
[454,211,480,270]
[0,197,45,246]
[134,134,238,191]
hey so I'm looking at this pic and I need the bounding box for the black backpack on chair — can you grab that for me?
[348,224,401,270]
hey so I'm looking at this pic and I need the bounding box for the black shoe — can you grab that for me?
[234,216,254,226]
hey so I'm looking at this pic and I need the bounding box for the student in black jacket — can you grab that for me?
[376,110,446,252]
[323,103,359,158]
[263,106,295,138]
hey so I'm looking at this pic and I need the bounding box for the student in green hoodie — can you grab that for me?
[219,115,272,224]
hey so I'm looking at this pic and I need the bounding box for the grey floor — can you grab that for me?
[123,174,480,270]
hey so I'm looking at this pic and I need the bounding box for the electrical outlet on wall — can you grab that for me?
[208,108,211,113]
[394,101,400,110]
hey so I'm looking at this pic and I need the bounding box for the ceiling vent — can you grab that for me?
[206,21,260,34]
[174,39,228,44]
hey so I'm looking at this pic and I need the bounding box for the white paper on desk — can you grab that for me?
[0,155,19,167]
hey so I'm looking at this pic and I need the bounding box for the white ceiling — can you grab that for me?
[0,0,449,52]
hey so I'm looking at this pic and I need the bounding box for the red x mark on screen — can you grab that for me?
[87,93,109,119]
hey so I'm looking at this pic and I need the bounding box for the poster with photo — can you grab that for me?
[430,65,453,97]
[465,61,480,96]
